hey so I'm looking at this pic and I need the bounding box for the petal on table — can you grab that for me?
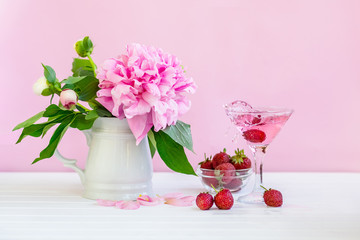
[164,196,195,207]
[158,192,184,201]
[137,195,161,206]
[115,201,141,210]
[96,199,117,207]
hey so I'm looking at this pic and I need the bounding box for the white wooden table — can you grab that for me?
[1,172,359,240]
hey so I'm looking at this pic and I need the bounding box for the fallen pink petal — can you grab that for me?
[158,192,184,201]
[137,195,161,206]
[115,200,141,210]
[97,193,194,208]
[164,196,195,207]
[96,199,117,207]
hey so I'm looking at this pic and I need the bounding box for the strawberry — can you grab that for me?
[261,186,283,207]
[224,178,242,191]
[242,129,266,143]
[214,163,235,184]
[251,115,262,124]
[212,148,231,168]
[199,154,213,169]
[231,148,251,169]
[243,114,262,125]
[214,188,234,210]
[201,170,219,188]
[196,192,214,210]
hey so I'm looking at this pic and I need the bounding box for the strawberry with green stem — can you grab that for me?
[231,148,251,169]
[199,153,213,169]
[214,163,235,184]
[212,185,234,210]
[261,185,283,207]
[200,154,218,187]
[212,148,231,168]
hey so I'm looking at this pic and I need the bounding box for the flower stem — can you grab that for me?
[86,53,97,77]
[77,102,91,112]
[54,86,62,95]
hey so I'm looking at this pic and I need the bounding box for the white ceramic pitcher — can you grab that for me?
[54,117,153,201]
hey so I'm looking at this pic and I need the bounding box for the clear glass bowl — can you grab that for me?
[197,166,253,193]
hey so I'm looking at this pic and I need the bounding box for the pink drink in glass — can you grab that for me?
[231,111,292,147]
[225,101,293,203]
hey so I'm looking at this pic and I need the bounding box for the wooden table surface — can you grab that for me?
[1,172,359,240]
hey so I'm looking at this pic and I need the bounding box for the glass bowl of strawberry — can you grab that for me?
[197,149,253,193]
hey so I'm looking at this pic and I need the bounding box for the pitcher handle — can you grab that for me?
[54,130,91,184]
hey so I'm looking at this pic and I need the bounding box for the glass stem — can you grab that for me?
[250,146,267,192]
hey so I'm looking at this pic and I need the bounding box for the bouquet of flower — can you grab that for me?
[13,36,197,175]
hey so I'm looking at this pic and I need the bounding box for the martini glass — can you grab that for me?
[224,100,293,203]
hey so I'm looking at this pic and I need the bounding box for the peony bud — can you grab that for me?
[60,89,78,110]
[74,36,93,58]
[32,77,49,96]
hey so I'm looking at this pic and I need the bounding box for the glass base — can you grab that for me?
[237,188,264,204]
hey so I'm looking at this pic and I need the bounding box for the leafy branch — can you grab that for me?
[13,36,110,164]
[13,36,196,176]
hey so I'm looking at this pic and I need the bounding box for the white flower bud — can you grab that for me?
[32,77,49,96]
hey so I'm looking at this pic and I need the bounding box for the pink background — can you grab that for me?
[1,0,359,172]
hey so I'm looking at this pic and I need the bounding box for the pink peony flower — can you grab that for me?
[96,44,196,144]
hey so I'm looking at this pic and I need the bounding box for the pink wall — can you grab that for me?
[1,0,359,172]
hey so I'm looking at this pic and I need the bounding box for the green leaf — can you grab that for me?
[82,36,93,52]
[147,129,157,158]
[41,123,57,138]
[41,114,72,138]
[43,104,61,117]
[71,58,94,77]
[76,69,94,77]
[70,114,96,130]
[41,64,56,83]
[162,121,194,153]
[77,78,99,101]
[41,88,52,96]
[43,104,72,117]
[148,137,156,158]
[153,130,195,175]
[148,129,156,148]
[76,105,87,114]
[63,76,99,101]
[95,107,113,117]
[16,123,48,143]
[16,114,71,143]
[88,99,113,117]
[33,115,75,164]
[62,76,87,84]
[88,101,113,117]
[85,110,98,120]
[13,111,45,131]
